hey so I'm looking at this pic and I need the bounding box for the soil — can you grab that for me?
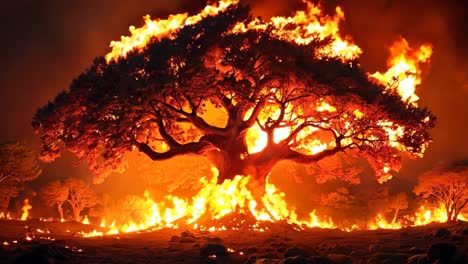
[0,219,467,263]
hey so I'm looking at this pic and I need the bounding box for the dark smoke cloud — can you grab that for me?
[0,0,466,189]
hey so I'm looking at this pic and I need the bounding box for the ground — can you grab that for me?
[0,220,467,263]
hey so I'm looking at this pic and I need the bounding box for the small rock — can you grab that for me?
[201,243,228,257]
[451,235,463,241]
[206,237,223,243]
[406,254,429,264]
[368,244,393,253]
[308,256,332,264]
[408,247,424,254]
[180,236,197,243]
[181,230,196,238]
[253,258,281,264]
[427,242,456,262]
[372,253,411,263]
[284,247,309,258]
[326,253,352,264]
[170,235,180,242]
[281,256,308,264]
[434,228,451,237]
[246,247,258,254]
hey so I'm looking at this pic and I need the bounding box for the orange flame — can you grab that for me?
[20,199,32,221]
[370,38,432,104]
[105,0,239,62]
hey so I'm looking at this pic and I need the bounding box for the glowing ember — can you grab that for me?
[20,199,32,221]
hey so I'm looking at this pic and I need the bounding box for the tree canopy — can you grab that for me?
[32,4,434,185]
[0,141,41,212]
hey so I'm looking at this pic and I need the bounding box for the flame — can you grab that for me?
[0,212,12,220]
[80,167,335,237]
[106,0,361,62]
[20,199,32,221]
[105,0,239,62]
[72,1,438,237]
[81,215,90,225]
[370,38,432,104]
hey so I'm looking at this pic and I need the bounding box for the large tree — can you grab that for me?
[414,161,468,222]
[0,141,41,212]
[32,4,434,189]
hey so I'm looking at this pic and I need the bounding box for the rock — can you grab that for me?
[206,237,223,243]
[451,235,463,242]
[281,256,309,264]
[326,254,352,264]
[330,245,352,255]
[368,244,394,253]
[201,243,228,257]
[371,253,411,263]
[170,235,180,242]
[406,254,430,264]
[307,256,332,264]
[427,242,456,262]
[284,247,309,258]
[181,230,196,238]
[252,258,281,264]
[408,247,425,254]
[246,247,259,254]
[434,228,451,237]
[180,236,197,243]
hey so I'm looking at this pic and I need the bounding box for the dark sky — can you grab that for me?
[0,0,467,184]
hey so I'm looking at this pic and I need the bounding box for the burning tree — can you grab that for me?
[0,141,41,213]
[42,179,97,221]
[32,0,434,215]
[414,162,468,222]
[42,180,69,220]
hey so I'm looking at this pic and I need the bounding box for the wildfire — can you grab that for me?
[20,199,32,221]
[74,1,435,236]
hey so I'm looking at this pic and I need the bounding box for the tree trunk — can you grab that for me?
[72,206,80,221]
[57,203,64,220]
[392,209,400,224]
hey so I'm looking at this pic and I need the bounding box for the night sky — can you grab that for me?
[0,0,467,186]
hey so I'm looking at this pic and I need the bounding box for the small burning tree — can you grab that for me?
[42,178,97,221]
[388,192,408,224]
[42,180,69,220]
[0,141,41,213]
[414,162,468,222]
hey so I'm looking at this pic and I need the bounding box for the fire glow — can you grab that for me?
[32,0,443,237]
